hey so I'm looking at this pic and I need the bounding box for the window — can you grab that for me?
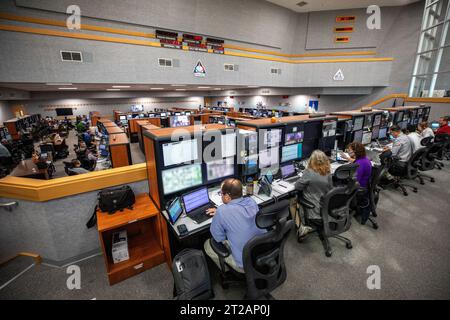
[409,0,450,97]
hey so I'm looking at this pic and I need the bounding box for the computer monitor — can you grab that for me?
[371,126,380,141]
[162,164,203,195]
[175,112,181,116]
[139,113,145,118]
[258,147,279,169]
[127,114,132,119]
[362,131,372,145]
[131,105,144,112]
[185,111,191,116]
[364,115,373,129]
[322,120,337,138]
[262,129,281,147]
[398,121,408,130]
[206,157,235,182]
[149,113,155,118]
[396,111,404,123]
[162,139,199,167]
[304,121,323,139]
[431,121,440,130]
[353,116,364,131]
[243,155,258,176]
[284,125,304,145]
[280,163,296,179]
[221,133,236,158]
[281,143,302,163]
[167,197,183,224]
[160,112,167,117]
[378,127,388,140]
[353,130,363,143]
[170,115,190,127]
[373,114,382,127]
[182,187,210,214]
[119,115,127,121]
[302,140,317,159]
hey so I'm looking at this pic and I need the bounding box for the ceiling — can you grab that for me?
[0,83,254,93]
[264,0,421,12]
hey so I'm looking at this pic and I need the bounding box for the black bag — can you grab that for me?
[172,249,213,300]
[98,185,135,214]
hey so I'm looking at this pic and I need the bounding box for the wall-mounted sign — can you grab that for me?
[336,16,356,23]
[334,26,354,33]
[194,61,206,77]
[335,36,350,43]
[333,69,345,81]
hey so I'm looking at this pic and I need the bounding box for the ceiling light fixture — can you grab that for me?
[48,83,73,86]
[58,87,78,90]
[107,89,121,91]
[171,84,186,87]
[112,85,131,88]
[175,89,186,91]
[198,86,211,89]
[150,88,164,90]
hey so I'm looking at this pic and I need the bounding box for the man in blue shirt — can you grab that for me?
[204,178,265,273]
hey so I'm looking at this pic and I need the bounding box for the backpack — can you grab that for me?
[172,249,213,300]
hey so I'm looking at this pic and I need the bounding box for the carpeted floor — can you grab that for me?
[1,161,449,300]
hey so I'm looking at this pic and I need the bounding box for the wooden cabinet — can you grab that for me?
[97,193,171,285]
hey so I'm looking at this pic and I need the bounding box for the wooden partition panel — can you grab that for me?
[144,137,160,208]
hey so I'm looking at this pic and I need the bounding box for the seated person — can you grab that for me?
[295,150,332,236]
[341,142,372,224]
[406,124,423,153]
[77,141,98,162]
[81,130,92,146]
[383,125,412,177]
[204,179,265,273]
[435,116,450,135]
[0,140,12,158]
[69,160,91,175]
[418,121,434,139]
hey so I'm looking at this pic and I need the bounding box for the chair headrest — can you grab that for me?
[334,163,359,180]
[256,199,290,229]
[421,136,433,146]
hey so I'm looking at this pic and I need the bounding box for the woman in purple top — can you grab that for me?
[342,142,372,224]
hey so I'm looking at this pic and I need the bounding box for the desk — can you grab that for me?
[106,126,125,135]
[10,159,50,180]
[109,133,132,168]
[102,122,117,128]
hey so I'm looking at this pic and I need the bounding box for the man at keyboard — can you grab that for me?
[204,178,265,273]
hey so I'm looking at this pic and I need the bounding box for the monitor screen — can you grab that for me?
[167,198,183,224]
[281,143,302,163]
[302,140,317,159]
[185,112,191,116]
[222,133,236,158]
[139,113,145,118]
[322,120,337,138]
[175,112,181,116]
[353,117,364,131]
[281,163,296,179]
[170,115,190,127]
[149,113,155,118]
[397,111,404,123]
[206,157,235,182]
[398,121,408,130]
[378,127,388,140]
[243,155,258,176]
[304,121,323,139]
[131,105,144,112]
[285,125,304,145]
[127,115,133,119]
[182,187,210,213]
[55,108,73,116]
[119,115,127,120]
[353,130,363,143]
[160,112,167,117]
[371,127,380,141]
[263,129,282,147]
[362,131,372,145]
[162,164,203,195]
[162,139,199,167]
[259,148,279,169]
[431,121,440,130]
[373,114,382,127]
[364,115,373,129]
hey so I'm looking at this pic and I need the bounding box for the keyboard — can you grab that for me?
[187,203,215,224]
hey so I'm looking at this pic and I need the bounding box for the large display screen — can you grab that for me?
[221,133,236,158]
[206,157,235,182]
[262,129,281,147]
[162,164,203,195]
[373,114,382,127]
[170,115,190,127]
[162,139,199,167]
[131,105,144,112]
[322,120,337,137]
[259,147,279,169]
[353,117,364,131]
[281,143,302,163]
[362,131,372,145]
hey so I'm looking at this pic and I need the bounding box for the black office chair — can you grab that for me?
[210,200,293,300]
[40,143,55,161]
[298,164,358,257]
[381,152,418,196]
[426,134,448,170]
[434,133,449,163]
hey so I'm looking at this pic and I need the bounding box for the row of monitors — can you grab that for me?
[118,111,193,121]
[353,126,388,145]
[394,108,430,124]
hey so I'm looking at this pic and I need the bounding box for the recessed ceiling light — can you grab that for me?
[112,85,130,88]
[58,87,78,90]
[171,84,186,87]
[175,89,186,91]
[247,86,259,88]
[150,88,164,90]
[107,89,121,91]
[198,86,211,89]
[48,83,73,86]
[214,88,222,90]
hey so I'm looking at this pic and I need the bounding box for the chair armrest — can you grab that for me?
[298,192,315,209]
[210,239,230,258]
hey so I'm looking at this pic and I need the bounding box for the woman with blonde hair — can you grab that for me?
[294,150,332,236]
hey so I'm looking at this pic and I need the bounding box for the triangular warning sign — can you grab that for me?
[194,61,206,77]
[333,69,344,81]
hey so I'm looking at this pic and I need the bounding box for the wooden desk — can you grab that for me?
[102,122,117,128]
[106,126,125,135]
[138,124,160,152]
[97,193,171,285]
[109,133,132,168]
[10,159,49,180]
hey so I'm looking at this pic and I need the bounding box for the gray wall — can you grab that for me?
[0,100,13,123]
[0,180,148,265]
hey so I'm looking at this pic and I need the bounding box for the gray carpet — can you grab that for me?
[1,161,449,300]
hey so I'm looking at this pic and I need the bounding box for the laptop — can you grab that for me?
[280,163,299,183]
[181,187,215,224]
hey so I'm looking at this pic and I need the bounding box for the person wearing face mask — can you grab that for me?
[204,178,265,273]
